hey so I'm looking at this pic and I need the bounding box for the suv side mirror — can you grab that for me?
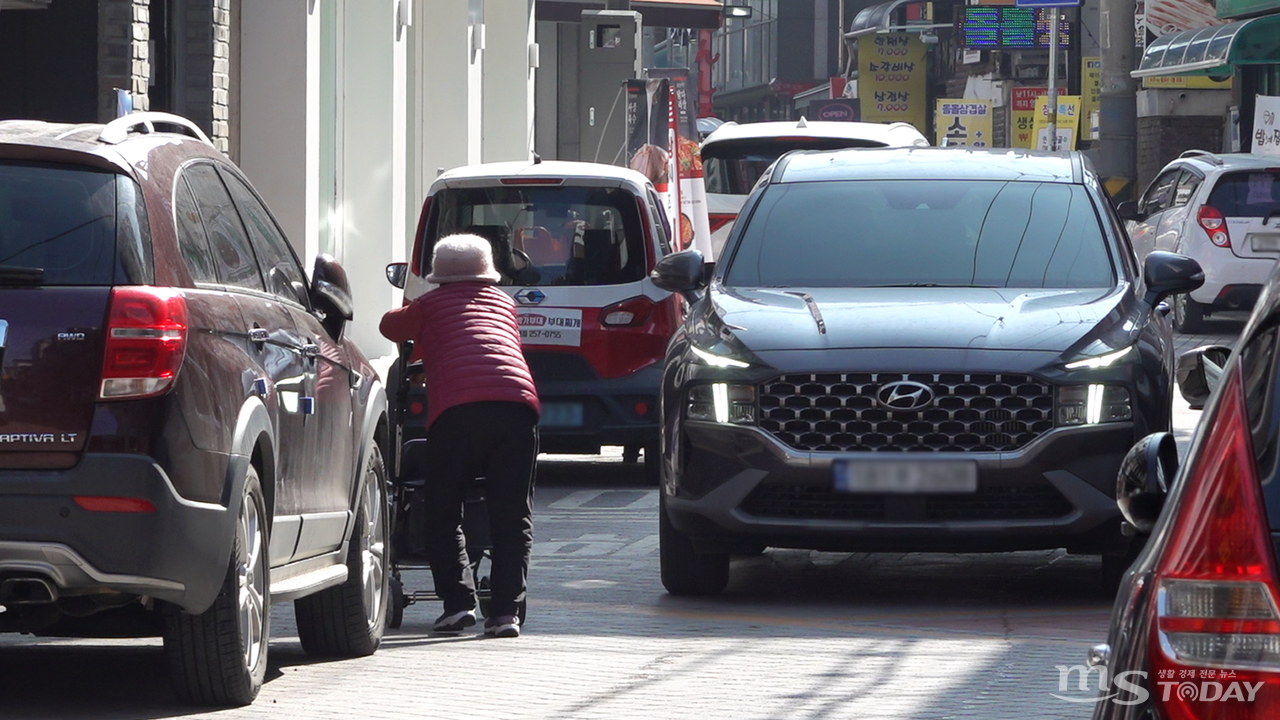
[1143,251,1204,306]
[651,249,706,298]
[312,254,354,338]
[1176,345,1231,410]
[1116,201,1145,222]
[386,262,408,289]
[1117,432,1179,534]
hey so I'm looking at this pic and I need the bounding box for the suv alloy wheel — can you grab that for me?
[162,467,270,706]
[295,447,390,657]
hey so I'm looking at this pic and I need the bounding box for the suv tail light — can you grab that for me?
[410,197,432,276]
[1148,371,1280,717]
[1198,205,1231,248]
[708,213,736,234]
[99,287,188,400]
[600,296,654,327]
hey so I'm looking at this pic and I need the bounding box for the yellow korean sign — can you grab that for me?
[1011,87,1048,149]
[1081,57,1101,141]
[1142,75,1232,90]
[858,33,928,131]
[1033,94,1081,151]
[935,100,993,148]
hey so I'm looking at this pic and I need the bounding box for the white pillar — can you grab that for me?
[238,1,310,254]
[338,0,398,358]
[481,0,534,162]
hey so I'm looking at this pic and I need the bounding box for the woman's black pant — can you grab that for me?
[423,401,538,620]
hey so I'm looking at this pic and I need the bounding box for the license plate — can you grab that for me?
[1249,234,1280,253]
[833,460,978,494]
[539,402,584,428]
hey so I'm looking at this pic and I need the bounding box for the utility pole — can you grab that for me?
[1047,10,1059,150]
[1098,0,1138,198]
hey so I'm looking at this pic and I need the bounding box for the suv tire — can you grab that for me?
[660,495,729,595]
[296,448,390,657]
[1173,293,1208,333]
[163,467,270,707]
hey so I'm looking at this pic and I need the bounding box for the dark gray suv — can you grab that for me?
[651,147,1205,596]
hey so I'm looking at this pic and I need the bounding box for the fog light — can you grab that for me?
[1058,384,1131,426]
[687,383,755,424]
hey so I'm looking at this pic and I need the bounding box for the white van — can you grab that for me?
[701,119,929,258]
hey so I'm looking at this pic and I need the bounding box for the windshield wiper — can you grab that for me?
[0,265,44,286]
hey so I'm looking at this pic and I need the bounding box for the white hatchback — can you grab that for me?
[1123,151,1280,332]
[700,119,929,259]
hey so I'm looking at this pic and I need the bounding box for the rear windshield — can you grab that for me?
[0,162,150,285]
[724,180,1115,289]
[427,185,648,287]
[1208,171,1280,218]
[703,138,888,195]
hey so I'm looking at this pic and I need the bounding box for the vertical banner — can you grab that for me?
[666,84,682,249]
[1032,95,1081,151]
[1010,88,1048,149]
[1252,95,1280,157]
[858,33,928,132]
[935,100,993,147]
[666,76,713,257]
[1081,57,1102,141]
[626,79,673,235]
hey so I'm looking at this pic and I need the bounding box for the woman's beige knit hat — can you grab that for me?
[426,233,502,284]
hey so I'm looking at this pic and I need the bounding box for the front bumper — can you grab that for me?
[534,363,664,453]
[665,421,1133,554]
[0,453,235,614]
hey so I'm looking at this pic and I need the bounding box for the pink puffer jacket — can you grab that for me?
[379,282,540,430]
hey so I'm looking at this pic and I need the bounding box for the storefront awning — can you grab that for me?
[844,0,946,38]
[1132,16,1280,78]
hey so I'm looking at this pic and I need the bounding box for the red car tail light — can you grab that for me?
[708,213,736,234]
[1198,205,1231,248]
[600,296,654,328]
[410,196,432,276]
[1148,371,1280,718]
[99,287,188,400]
[74,496,156,513]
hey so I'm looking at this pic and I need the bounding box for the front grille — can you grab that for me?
[740,482,1074,522]
[758,372,1055,453]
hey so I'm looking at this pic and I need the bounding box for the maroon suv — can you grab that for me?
[0,114,390,706]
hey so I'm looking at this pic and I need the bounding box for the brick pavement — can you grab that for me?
[0,324,1250,720]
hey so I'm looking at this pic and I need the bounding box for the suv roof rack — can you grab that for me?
[98,112,214,148]
[1179,149,1223,165]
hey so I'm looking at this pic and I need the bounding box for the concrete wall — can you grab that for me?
[1134,89,1231,191]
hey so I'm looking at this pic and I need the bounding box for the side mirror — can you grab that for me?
[1116,432,1179,534]
[651,249,706,296]
[386,262,408,289]
[1143,251,1204,306]
[1176,345,1231,410]
[312,254,354,338]
[1116,201,1145,222]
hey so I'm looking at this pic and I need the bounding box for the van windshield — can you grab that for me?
[702,138,888,195]
[428,185,648,287]
[723,180,1115,289]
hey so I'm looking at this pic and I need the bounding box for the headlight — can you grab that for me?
[1063,345,1134,370]
[1058,384,1131,425]
[687,383,756,424]
[690,345,750,369]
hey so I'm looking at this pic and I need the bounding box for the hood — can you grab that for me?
[705,285,1136,355]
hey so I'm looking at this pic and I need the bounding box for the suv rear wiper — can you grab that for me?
[0,265,45,286]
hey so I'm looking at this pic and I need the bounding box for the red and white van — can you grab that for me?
[390,160,679,482]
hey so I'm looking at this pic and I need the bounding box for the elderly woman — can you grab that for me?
[379,234,540,639]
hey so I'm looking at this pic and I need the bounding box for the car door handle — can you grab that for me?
[248,328,269,344]
[301,343,321,360]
